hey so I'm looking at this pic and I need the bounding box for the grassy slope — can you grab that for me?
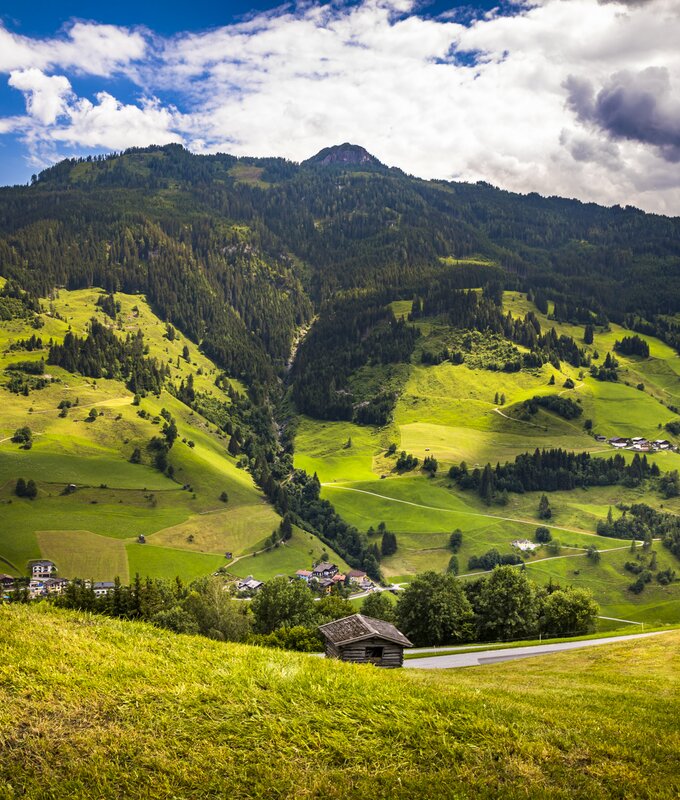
[294,291,680,622]
[1,605,679,799]
[0,287,343,582]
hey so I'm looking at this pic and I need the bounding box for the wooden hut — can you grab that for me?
[318,613,412,668]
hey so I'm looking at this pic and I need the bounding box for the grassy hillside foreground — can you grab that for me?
[1,606,679,799]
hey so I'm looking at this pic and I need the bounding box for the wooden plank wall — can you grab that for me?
[324,636,404,668]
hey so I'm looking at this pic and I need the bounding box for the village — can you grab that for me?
[231,561,375,596]
[602,436,675,453]
[1,559,377,602]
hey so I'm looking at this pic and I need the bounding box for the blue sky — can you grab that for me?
[0,0,679,215]
[1,1,506,35]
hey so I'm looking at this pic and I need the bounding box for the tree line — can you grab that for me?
[450,448,658,502]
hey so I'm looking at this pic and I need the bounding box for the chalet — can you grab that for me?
[93,581,116,597]
[237,576,263,593]
[609,437,629,448]
[43,577,69,595]
[332,573,346,585]
[312,562,338,579]
[347,569,367,585]
[295,569,312,582]
[318,577,335,593]
[654,440,671,450]
[318,614,412,668]
[30,560,56,579]
[28,579,46,598]
[0,574,15,589]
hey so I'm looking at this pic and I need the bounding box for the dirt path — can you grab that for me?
[493,407,545,428]
[0,432,45,445]
[454,544,632,579]
[321,483,625,540]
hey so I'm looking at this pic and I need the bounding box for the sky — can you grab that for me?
[1,0,679,215]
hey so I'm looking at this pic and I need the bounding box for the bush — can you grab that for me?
[535,526,552,543]
[468,549,522,571]
[12,426,32,447]
[449,529,463,552]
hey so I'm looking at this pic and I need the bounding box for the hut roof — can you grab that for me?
[318,613,412,647]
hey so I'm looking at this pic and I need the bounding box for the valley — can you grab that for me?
[1,143,680,634]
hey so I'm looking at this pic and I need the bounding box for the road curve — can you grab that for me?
[405,630,673,670]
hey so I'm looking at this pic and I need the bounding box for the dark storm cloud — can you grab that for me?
[566,67,680,162]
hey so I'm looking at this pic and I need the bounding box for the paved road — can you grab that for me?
[406,630,673,669]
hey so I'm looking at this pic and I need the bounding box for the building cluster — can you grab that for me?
[295,563,373,593]
[0,561,116,601]
[234,562,374,596]
[605,436,674,453]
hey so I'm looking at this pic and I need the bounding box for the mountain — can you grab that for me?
[303,142,384,167]
[2,143,680,618]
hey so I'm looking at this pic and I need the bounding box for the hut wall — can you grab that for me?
[335,637,405,668]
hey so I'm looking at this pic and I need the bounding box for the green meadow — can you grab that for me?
[0,287,346,583]
[292,291,680,622]
[3,284,680,608]
[2,604,679,799]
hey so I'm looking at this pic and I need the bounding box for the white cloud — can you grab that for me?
[9,69,72,124]
[52,93,182,150]
[0,21,147,76]
[2,1,680,213]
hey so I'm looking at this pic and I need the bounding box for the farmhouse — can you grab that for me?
[28,579,45,598]
[295,569,312,582]
[93,581,115,597]
[512,539,539,552]
[43,577,69,595]
[632,440,651,451]
[0,574,15,588]
[609,437,629,448]
[346,569,367,584]
[30,560,56,579]
[312,562,338,579]
[318,613,413,668]
[654,440,671,450]
[237,576,263,593]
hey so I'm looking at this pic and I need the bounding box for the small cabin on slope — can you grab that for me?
[318,614,412,668]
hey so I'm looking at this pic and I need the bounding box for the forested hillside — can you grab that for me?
[2,143,680,615]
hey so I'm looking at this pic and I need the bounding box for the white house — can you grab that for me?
[30,560,56,579]
[512,539,539,552]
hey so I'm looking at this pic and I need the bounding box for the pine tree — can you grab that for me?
[538,494,552,519]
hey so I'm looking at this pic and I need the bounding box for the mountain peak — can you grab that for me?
[303,143,383,168]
